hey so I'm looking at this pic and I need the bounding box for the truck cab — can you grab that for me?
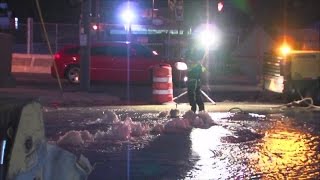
[263,49,320,104]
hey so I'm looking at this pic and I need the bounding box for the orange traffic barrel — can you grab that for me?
[152,64,173,104]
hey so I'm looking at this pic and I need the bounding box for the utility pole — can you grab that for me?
[152,0,154,22]
[27,18,33,54]
[80,0,91,91]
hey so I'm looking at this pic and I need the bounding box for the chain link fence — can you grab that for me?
[13,22,79,54]
[12,22,247,57]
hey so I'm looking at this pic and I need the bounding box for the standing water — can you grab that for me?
[43,107,320,179]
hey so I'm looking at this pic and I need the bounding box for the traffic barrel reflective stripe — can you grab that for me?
[152,64,173,104]
[152,89,173,95]
[152,76,173,90]
[153,77,172,83]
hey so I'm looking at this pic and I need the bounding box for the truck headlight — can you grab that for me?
[175,62,188,71]
[183,76,188,82]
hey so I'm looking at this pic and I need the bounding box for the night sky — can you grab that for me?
[7,0,320,29]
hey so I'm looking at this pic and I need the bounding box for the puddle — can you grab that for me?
[43,108,320,179]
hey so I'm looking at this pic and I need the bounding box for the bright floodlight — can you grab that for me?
[199,29,214,47]
[279,43,291,56]
[197,27,219,49]
[121,9,135,24]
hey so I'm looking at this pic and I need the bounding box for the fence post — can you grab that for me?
[55,23,58,53]
[166,30,171,59]
[27,17,33,54]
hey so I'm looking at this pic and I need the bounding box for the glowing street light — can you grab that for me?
[120,2,137,33]
[120,2,137,103]
[121,8,136,24]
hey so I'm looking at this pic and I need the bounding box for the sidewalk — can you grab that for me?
[0,86,120,107]
[0,83,264,107]
[0,72,267,107]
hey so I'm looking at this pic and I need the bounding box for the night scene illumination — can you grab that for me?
[279,43,292,56]
[121,8,135,24]
[1,0,320,180]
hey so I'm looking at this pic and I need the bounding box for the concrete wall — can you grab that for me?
[12,53,53,74]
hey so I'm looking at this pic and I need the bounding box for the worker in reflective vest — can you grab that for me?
[185,48,206,112]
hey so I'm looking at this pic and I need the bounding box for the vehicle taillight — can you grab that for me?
[54,53,61,60]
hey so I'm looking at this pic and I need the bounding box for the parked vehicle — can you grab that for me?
[51,42,187,86]
[263,49,320,104]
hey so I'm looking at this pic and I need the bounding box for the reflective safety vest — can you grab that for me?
[187,63,206,80]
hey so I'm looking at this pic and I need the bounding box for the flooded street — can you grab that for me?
[43,107,320,180]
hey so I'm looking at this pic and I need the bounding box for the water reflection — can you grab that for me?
[88,133,195,180]
[188,126,233,179]
[251,120,320,179]
[43,109,320,179]
[186,113,320,179]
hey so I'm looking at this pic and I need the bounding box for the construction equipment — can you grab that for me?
[263,46,320,104]
[0,99,92,180]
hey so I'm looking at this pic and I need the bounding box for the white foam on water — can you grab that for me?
[94,129,113,140]
[151,124,165,134]
[57,130,94,146]
[131,121,150,137]
[87,110,120,124]
[191,116,205,128]
[111,118,132,140]
[158,111,169,118]
[57,111,217,146]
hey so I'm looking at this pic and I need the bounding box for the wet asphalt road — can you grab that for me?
[7,72,320,179]
[43,107,320,180]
